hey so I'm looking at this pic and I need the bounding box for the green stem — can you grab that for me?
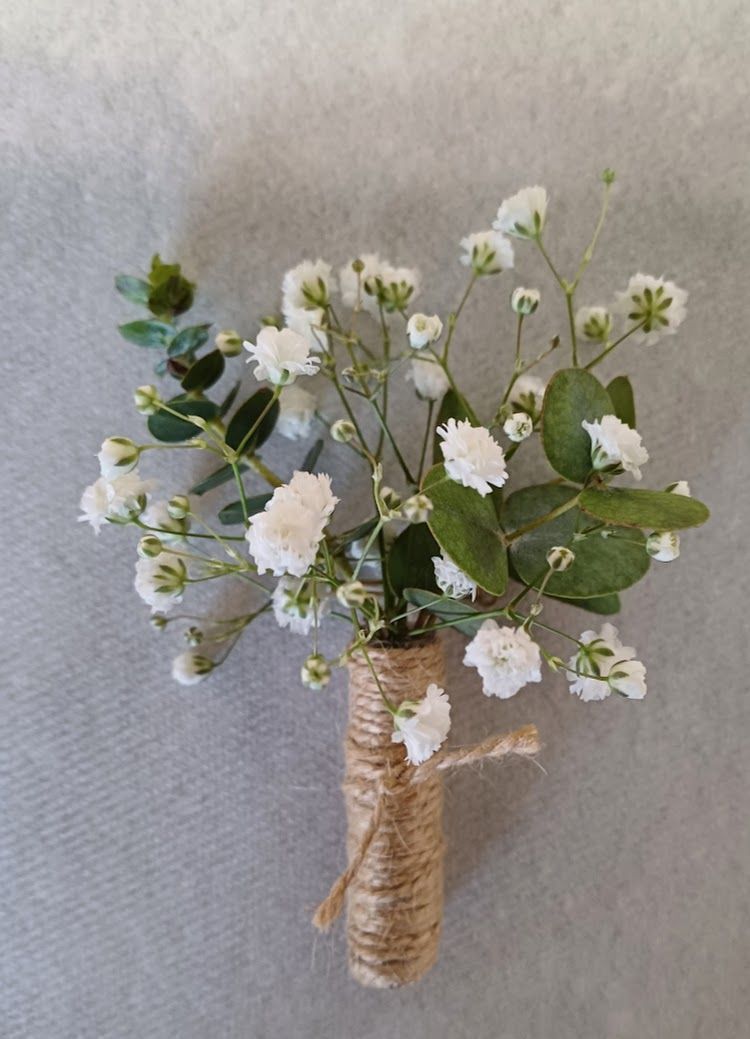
[504,494,580,543]
[572,177,613,289]
[565,289,578,367]
[247,456,283,488]
[233,386,281,459]
[231,461,249,526]
[583,321,646,370]
[376,302,391,456]
[416,401,435,484]
[442,271,477,363]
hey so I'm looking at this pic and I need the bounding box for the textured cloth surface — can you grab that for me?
[2,2,749,1036]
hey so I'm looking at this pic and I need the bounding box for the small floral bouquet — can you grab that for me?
[80,172,709,988]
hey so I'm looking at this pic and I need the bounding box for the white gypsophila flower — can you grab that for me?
[246,471,338,577]
[607,658,647,699]
[463,620,542,699]
[511,287,541,315]
[215,330,243,357]
[271,576,328,635]
[408,356,450,401]
[392,683,451,766]
[494,186,549,239]
[402,493,433,524]
[78,470,152,533]
[667,481,691,497]
[614,273,688,343]
[647,531,680,561]
[339,253,384,313]
[406,313,443,349]
[281,259,335,311]
[301,653,331,690]
[438,418,508,496]
[575,306,612,343]
[134,553,187,612]
[282,303,329,353]
[141,500,190,544]
[582,414,649,480]
[567,622,645,702]
[509,374,546,417]
[375,263,420,312]
[171,651,215,686]
[503,411,533,442]
[276,385,317,441]
[459,230,515,276]
[546,545,575,572]
[432,553,476,600]
[97,437,140,480]
[244,326,320,386]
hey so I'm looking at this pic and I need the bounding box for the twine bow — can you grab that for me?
[313,723,540,931]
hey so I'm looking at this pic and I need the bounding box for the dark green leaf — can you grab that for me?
[148,274,195,319]
[225,388,279,453]
[387,524,440,599]
[181,349,225,392]
[432,388,473,462]
[147,397,219,443]
[504,483,650,597]
[542,368,613,483]
[218,494,273,525]
[190,462,249,496]
[334,517,379,551]
[219,380,241,418]
[579,487,710,530]
[115,275,150,306]
[403,588,484,635]
[606,375,636,428]
[301,438,324,473]
[167,323,212,358]
[148,254,181,286]
[547,592,621,615]
[423,463,508,595]
[118,319,173,347]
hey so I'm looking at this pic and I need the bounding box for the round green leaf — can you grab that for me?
[147,397,219,442]
[423,464,508,595]
[387,524,440,599]
[542,368,613,483]
[503,483,650,598]
[547,593,621,615]
[181,349,225,392]
[579,487,710,530]
[606,375,636,428]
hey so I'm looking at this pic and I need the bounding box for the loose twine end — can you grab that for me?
[312,723,541,932]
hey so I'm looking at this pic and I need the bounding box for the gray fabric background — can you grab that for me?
[3,2,749,1036]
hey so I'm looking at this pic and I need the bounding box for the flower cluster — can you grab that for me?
[80,174,707,767]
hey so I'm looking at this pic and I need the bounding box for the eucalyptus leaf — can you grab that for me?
[218,494,273,525]
[190,461,248,496]
[118,319,173,347]
[219,380,241,418]
[168,323,212,358]
[387,524,440,599]
[503,483,650,597]
[115,275,150,306]
[147,397,219,443]
[542,368,613,483]
[606,375,636,428]
[579,487,710,530]
[301,438,324,473]
[225,389,279,453]
[403,588,484,636]
[547,592,621,615]
[181,349,225,392]
[423,463,508,596]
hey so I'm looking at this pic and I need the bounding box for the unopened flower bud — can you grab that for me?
[331,419,356,443]
[167,495,190,520]
[503,411,533,442]
[406,313,443,349]
[575,306,612,343]
[134,384,161,415]
[336,581,369,608]
[351,258,365,274]
[184,626,203,646]
[171,652,215,685]
[528,602,543,617]
[97,437,140,480]
[402,493,433,524]
[379,486,401,516]
[137,535,163,559]
[546,545,575,572]
[150,613,168,630]
[511,287,541,315]
[646,531,680,562]
[666,481,691,497]
[301,653,331,690]
[215,330,243,357]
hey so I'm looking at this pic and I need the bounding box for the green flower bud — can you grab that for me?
[137,535,163,559]
[134,384,161,415]
[301,654,331,690]
[214,330,243,357]
[331,419,356,443]
[167,495,190,520]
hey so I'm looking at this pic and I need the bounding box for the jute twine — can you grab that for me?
[313,638,540,988]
